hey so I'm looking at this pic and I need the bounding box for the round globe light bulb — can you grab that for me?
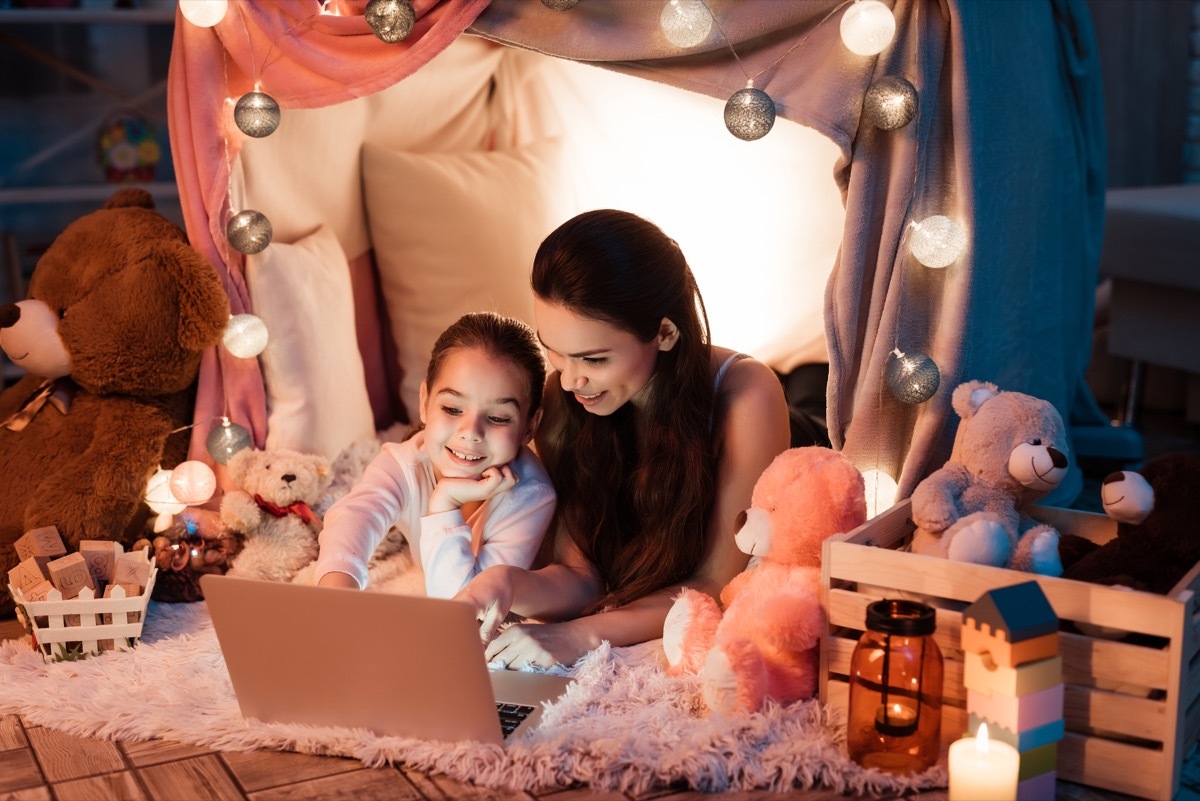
[234,91,281,138]
[169,460,217,505]
[863,76,917,130]
[206,418,252,465]
[660,0,713,49]
[365,0,415,43]
[226,209,273,255]
[909,215,967,268]
[840,0,896,56]
[223,313,269,359]
[146,468,187,516]
[179,0,228,28]
[724,87,776,141]
[860,468,899,519]
[886,350,940,405]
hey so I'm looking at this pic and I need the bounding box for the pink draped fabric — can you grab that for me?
[168,0,489,462]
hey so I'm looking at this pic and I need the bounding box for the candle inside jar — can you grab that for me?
[874,701,918,735]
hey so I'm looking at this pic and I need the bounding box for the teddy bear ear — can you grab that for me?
[165,241,231,352]
[951,380,999,419]
[103,188,155,211]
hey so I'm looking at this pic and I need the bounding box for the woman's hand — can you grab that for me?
[453,564,516,643]
[428,466,518,514]
[484,620,597,670]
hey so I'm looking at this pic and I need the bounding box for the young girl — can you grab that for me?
[313,312,555,599]
[454,210,791,669]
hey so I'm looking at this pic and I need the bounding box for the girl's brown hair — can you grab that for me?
[532,209,715,611]
[424,312,546,419]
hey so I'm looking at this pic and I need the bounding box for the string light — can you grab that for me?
[365,0,415,43]
[234,91,281,138]
[222,313,269,359]
[839,0,896,56]
[168,461,218,505]
[724,85,776,141]
[863,76,917,130]
[206,417,252,465]
[909,215,967,268]
[660,0,712,49]
[179,0,227,28]
[886,348,940,404]
[226,209,273,255]
[860,468,899,518]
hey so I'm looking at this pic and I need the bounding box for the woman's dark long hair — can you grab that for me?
[532,210,715,611]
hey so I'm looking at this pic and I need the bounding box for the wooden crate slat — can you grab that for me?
[1058,731,1166,800]
[1063,684,1168,743]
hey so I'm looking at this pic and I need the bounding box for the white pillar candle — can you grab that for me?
[948,724,1020,800]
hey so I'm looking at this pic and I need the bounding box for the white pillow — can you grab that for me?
[361,138,574,421]
[245,225,376,461]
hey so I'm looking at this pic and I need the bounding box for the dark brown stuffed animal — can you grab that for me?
[1062,453,1200,594]
[0,189,228,616]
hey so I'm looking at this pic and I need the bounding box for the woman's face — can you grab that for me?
[419,346,537,481]
[533,298,675,416]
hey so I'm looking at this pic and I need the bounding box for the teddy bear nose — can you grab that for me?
[1047,447,1067,469]
[281,473,296,483]
[0,303,19,329]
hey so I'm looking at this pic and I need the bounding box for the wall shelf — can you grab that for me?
[0,7,175,25]
[0,181,178,206]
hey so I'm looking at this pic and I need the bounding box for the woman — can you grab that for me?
[454,209,791,669]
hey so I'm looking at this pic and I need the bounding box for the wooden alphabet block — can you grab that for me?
[968,684,1064,733]
[960,625,1059,670]
[7,557,47,595]
[23,579,54,602]
[113,552,151,589]
[968,714,1064,751]
[963,652,1062,698]
[14,526,67,568]
[79,540,123,587]
[1017,770,1056,801]
[47,552,95,599]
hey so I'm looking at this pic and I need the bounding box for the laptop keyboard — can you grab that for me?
[496,702,536,738]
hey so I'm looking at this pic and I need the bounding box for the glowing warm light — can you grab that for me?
[860,468,899,518]
[948,722,1020,800]
[660,0,713,49]
[145,468,187,516]
[909,215,967,268]
[168,461,217,505]
[179,0,228,28]
[840,0,896,56]
[223,313,269,359]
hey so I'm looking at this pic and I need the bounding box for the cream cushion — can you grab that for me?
[361,138,574,421]
[245,224,376,460]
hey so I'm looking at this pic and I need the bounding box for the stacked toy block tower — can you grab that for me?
[961,581,1064,800]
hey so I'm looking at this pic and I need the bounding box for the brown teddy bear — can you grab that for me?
[909,380,1069,575]
[222,448,332,583]
[0,189,228,617]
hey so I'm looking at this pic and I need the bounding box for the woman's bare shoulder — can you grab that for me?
[711,348,785,405]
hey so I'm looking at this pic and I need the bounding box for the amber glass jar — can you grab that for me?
[847,599,943,774]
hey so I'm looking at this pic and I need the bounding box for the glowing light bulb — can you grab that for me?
[909,215,967,268]
[860,468,899,518]
[660,0,712,49]
[724,86,776,141]
[840,0,896,56]
[179,0,228,28]
[863,76,917,130]
[169,460,217,505]
[223,314,269,359]
[886,348,940,404]
[146,468,187,516]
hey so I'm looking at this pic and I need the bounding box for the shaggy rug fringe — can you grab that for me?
[0,600,946,795]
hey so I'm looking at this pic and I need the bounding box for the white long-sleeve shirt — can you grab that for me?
[313,431,555,598]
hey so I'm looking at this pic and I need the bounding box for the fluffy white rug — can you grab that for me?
[0,589,946,795]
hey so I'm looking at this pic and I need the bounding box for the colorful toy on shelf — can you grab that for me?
[96,109,160,184]
[960,581,1064,800]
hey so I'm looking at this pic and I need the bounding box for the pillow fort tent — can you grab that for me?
[169,0,1104,504]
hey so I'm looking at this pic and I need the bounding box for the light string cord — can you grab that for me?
[700,0,854,87]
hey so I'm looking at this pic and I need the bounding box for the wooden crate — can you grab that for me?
[819,498,1200,801]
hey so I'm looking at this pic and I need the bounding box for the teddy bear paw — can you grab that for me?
[1012,525,1062,576]
[946,517,1012,567]
[663,587,722,675]
[701,638,767,715]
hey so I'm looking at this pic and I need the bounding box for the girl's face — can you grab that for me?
[534,298,678,417]
[419,347,539,481]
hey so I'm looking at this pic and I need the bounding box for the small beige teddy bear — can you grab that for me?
[222,448,332,583]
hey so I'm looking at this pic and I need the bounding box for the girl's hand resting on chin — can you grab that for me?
[427,465,518,514]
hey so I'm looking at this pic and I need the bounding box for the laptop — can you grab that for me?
[200,574,573,746]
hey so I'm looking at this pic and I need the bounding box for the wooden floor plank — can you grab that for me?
[53,771,146,801]
[0,748,44,794]
[0,716,28,751]
[137,754,245,801]
[221,749,362,793]
[405,770,537,801]
[121,738,212,767]
[24,727,124,783]
[536,788,630,800]
[245,767,423,801]
[0,787,52,801]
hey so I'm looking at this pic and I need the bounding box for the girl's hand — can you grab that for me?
[453,565,515,644]
[428,466,518,514]
[484,620,596,670]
